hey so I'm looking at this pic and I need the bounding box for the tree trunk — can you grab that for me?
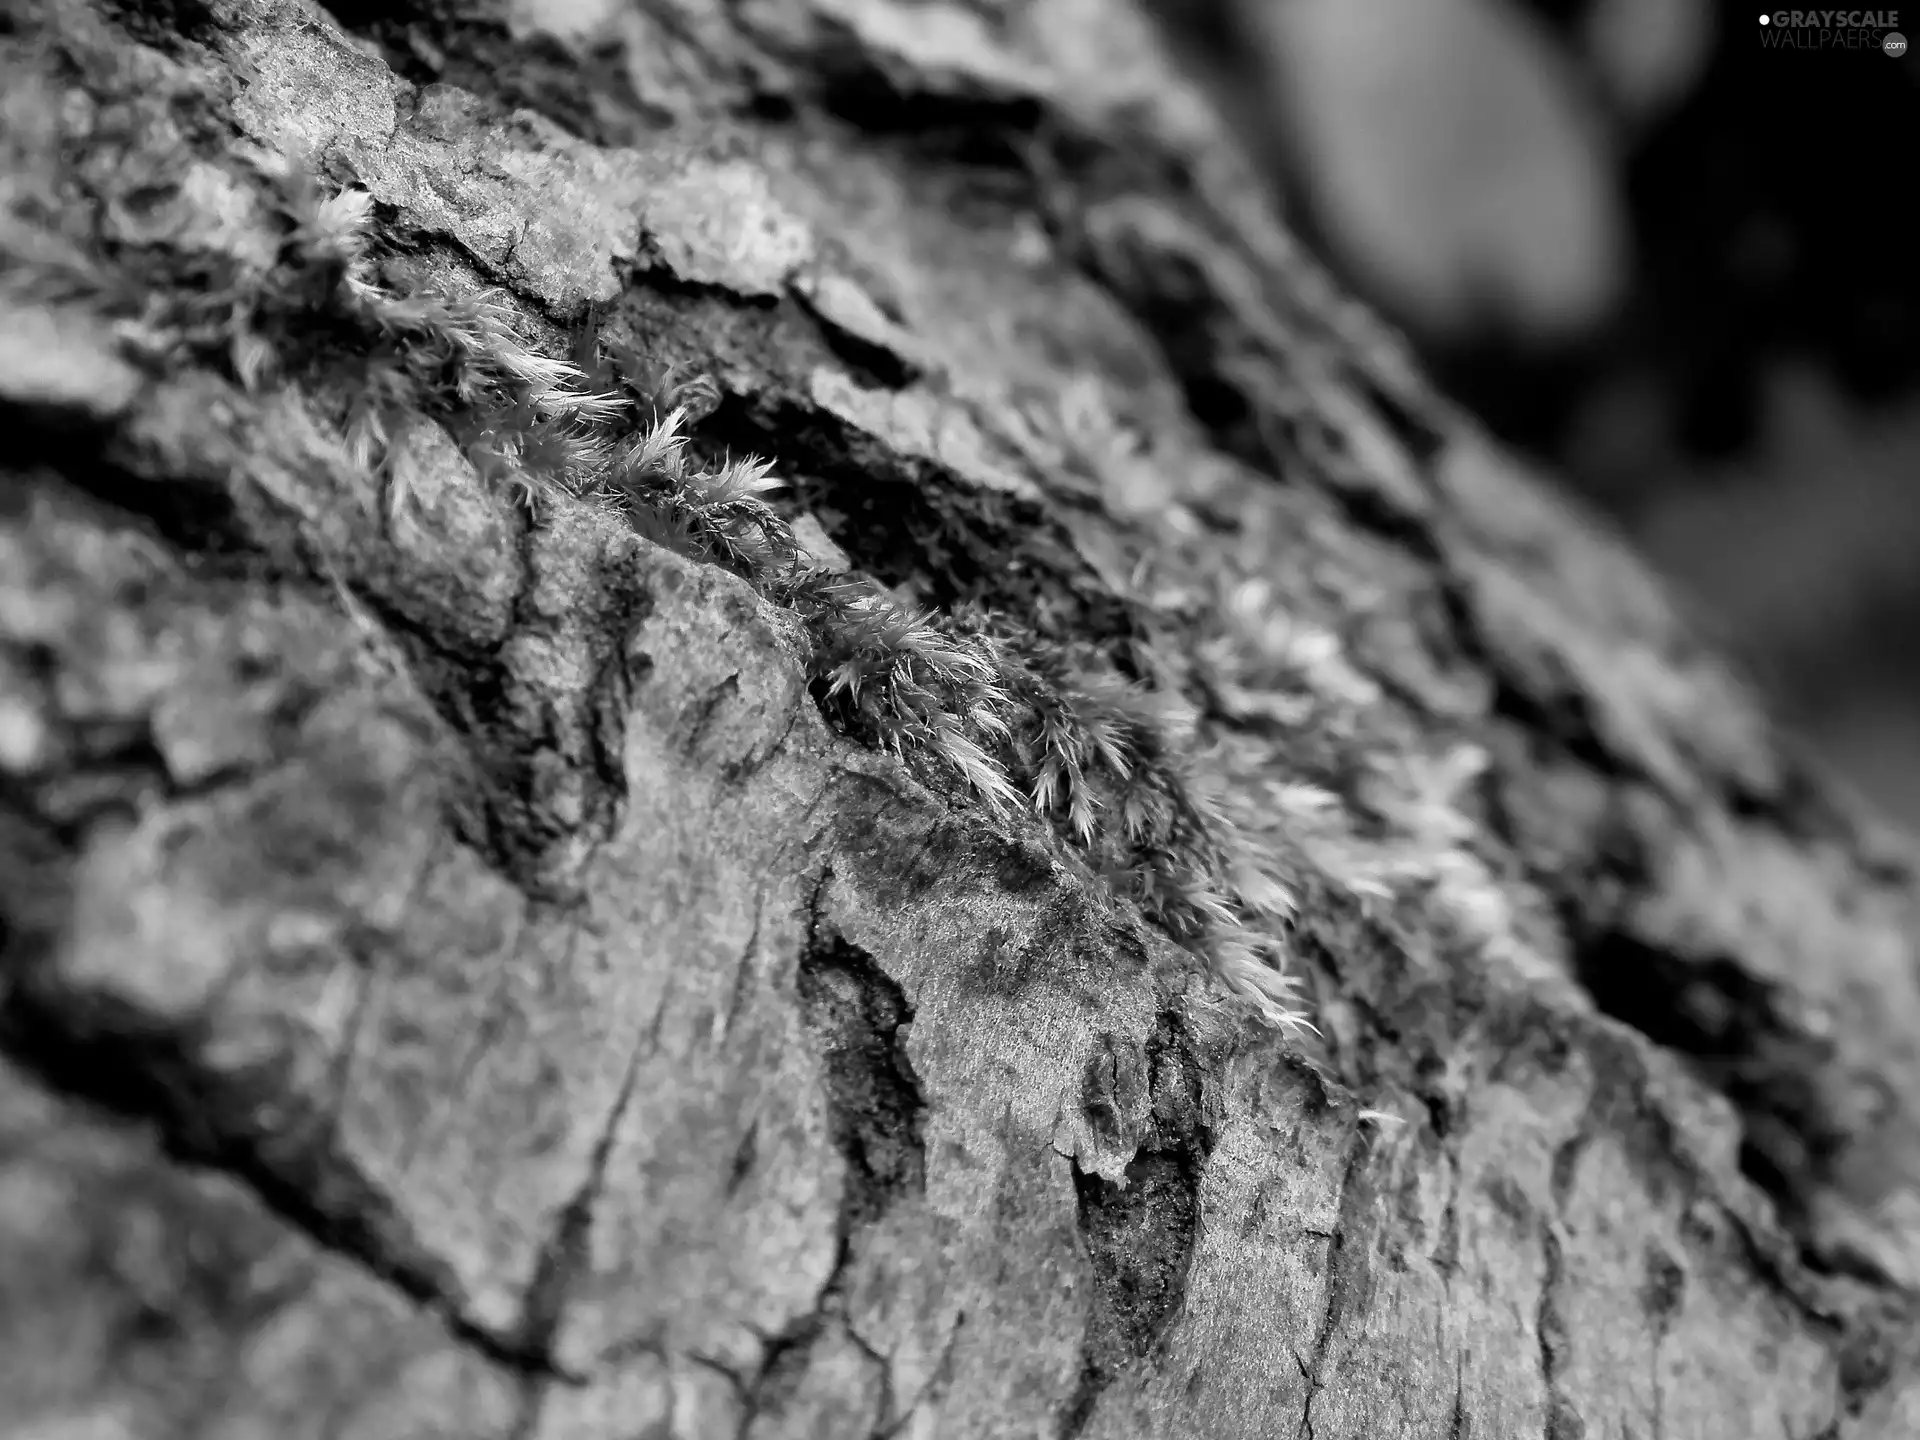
[3,1,1917,1436]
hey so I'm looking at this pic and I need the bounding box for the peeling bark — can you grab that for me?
[3,1,1918,1437]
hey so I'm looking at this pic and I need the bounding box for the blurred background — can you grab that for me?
[1149,0,1920,827]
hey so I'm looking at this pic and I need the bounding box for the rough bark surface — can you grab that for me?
[2,1,1918,1437]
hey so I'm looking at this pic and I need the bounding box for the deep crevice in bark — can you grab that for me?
[701,392,1144,651]
[13,411,253,564]
[1062,1012,1215,1437]
[1573,924,1848,1226]
[1064,1146,1201,1438]
[796,929,929,1233]
[322,2,668,149]
[811,78,1041,171]
[0,974,565,1375]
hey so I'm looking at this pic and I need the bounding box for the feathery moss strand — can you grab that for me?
[85,158,1317,1037]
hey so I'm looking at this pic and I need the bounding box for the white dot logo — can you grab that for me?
[1759,13,1770,21]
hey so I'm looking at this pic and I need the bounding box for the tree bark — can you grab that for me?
[2,1,1917,1437]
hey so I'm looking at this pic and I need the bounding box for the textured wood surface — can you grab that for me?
[2,1,1916,1436]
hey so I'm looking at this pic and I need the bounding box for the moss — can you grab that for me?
[35,154,1318,1037]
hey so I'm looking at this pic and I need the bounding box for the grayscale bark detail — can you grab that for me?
[1,1,1916,1437]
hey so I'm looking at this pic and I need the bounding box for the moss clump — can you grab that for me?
[60,157,1318,1037]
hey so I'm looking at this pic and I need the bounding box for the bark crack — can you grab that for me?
[1537,1128,1588,1440]
[0,968,561,1377]
[507,1041,647,1434]
[1296,1132,1372,1440]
